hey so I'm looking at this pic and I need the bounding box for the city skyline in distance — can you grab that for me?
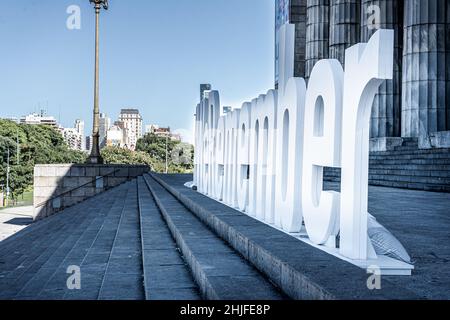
[0,0,275,143]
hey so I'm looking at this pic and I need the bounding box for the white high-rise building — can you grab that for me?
[61,128,83,151]
[74,119,85,150]
[99,113,111,148]
[60,120,85,151]
[118,109,143,151]
[20,112,58,128]
[106,125,125,147]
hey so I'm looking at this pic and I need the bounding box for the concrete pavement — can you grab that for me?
[0,206,34,242]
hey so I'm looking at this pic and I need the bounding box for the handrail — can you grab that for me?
[35,169,121,209]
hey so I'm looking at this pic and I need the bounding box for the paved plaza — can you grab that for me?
[0,206,34,242]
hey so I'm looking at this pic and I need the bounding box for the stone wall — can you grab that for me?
[291,0,450,150]
[34,164,149,220]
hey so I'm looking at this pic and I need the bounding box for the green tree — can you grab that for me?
[0,119,86,202]
[101,146,159,170]
[136,133,194,173]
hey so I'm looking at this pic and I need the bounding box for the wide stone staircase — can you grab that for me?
[5,171,441,300]
[324,138,450,192]
[0,174,285,300]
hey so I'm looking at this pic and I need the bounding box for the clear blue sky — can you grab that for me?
[0,0,275,141]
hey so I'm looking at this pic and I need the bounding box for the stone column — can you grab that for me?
[329,0,361,67]
[402,0,448,148]
[361,0,403,139]
[305,0,330,80]
[290,0,308,78]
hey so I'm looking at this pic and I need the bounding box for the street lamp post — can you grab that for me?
[88,0,108,164]
[16,128,20,165]
[6,148,10,207]
[165,135,169,174]
[0,184,4,208]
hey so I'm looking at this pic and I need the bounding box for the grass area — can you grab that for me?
[0,190,33,210]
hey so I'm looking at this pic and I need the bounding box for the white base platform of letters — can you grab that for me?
[193,24,413,276]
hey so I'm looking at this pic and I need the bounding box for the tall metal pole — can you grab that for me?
[6,148,10,207]
[165,135,168,174]
[16,128,20,165]
[88,0,108,164]
[0,185,4,207]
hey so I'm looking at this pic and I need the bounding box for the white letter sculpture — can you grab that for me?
[193,26,412,275]
[302,59,343,246]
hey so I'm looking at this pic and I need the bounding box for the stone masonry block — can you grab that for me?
[55,166,71,177]
[71,187,85,197]
[44,177,62,187]
[63,177,80,188]
[115,167,130,178]
[106,177,127,188]
[100,167,117,176]
[78,177,93,186]
[85,166,99,177]
[70,166,86,177]
[34,186,59,198]
[41,166,56,177]
[34,177,46,188]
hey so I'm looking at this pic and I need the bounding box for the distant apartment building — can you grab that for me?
[61,129,83,151]
[20,112,58,128]
[99,113,111,148]
[118,109,142,151]
[1,116,20,123]
[113,121,129,148]
[85,136,92,152]
[60,119,85,151]
[200,84,211,101]
[146,124,181,142]
[106,125,125,147]
[74,119,85,150]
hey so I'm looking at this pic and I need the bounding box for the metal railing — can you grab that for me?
[35,169,121,209]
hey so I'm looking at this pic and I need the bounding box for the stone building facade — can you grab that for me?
[276,0,450,150]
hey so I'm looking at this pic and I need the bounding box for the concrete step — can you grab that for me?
[369,164,450,172]
[0,194,99,256]
[143,174,286,300]
[324,168,450,183]
[370,159,450,165]
[323,175,450,192]
[0,207,74,250]
[44,182,132,300]
[369,169,450,178]
[97,180,145,300]
[374,148,450,155]
[368,180,450,192]
[367,174,450,185]
[370,153,450,161]
[150,173,418,300]
[0,184,130,299]
[137,177,201,300]
[18,185,128,300]
[323,145,450,192]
